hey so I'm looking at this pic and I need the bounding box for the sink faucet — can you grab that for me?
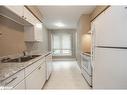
[23,51,27,57]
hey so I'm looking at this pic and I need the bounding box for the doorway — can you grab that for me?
[51,30,76,59]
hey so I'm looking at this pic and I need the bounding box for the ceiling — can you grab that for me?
[38,6,96,30]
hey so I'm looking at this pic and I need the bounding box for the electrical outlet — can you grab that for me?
[0,32,2,37]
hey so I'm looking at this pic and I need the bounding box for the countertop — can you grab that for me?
[0,52,51,82]
[82,52,91,57]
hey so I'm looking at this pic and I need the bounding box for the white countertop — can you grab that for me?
[0,52,51,82]
[82,52,91,57]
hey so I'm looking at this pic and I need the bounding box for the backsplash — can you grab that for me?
[0,15,26,57]
[0,15,49,57]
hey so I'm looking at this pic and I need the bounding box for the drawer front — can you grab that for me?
[13,80,25,90]
[25,62,46,89]
[25,58,45,77]
[2,70,25,89]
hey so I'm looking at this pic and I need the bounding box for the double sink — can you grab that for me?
[1,55,41,63]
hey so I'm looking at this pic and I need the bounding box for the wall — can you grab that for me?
[0,15,26,57]
[76,14,91,66]
[25,23,49,55]
[81,34,91,53]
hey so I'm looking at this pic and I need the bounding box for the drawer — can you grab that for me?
[25,58,45,77]
[1,69,25,89]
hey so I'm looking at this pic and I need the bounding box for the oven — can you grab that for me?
[81,53,92,87]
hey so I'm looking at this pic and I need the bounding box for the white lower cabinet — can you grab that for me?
[46,53,52,80]
[13,80,25,90]
[2,70,25,90]
[25,60,46,89]
[1,54,52,90]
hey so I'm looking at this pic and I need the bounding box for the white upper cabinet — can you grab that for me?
[23,7,36,25]
[3,6,43,42]
[24,21,43,42]
[5,6,24,18]
[23,7,43,42]
[93,6,127,47]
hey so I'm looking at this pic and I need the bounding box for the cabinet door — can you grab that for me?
[2,70,25,90]
[34,21,43,41]
[13,80,25,90]
[94,6,127,47]
[5,6,24,17]
[46,53,52,80]
[24,7,36,25]
[24,7,43,42]
[25,62,46,89]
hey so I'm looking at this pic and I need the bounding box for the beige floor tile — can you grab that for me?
[44,60,91,89]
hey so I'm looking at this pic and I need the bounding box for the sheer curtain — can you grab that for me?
[52,32,72,56]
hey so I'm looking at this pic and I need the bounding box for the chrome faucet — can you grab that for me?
[23,51,28,57]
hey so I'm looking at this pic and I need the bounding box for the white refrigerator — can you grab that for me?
[92,6,127,89]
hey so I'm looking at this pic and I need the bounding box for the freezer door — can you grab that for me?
[94,6,127,47]
[93,48,127,89]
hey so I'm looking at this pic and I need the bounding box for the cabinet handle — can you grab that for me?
[125,7,127,9]
[38,66,41,70]
[5,77,17,86]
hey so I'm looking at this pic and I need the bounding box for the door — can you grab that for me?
[93,47,127,89]
[34,22,43,41]
[52,31,74,57]
[25,63,46,89]
[94,6,127,47]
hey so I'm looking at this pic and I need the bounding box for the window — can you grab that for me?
[52,32,72,56]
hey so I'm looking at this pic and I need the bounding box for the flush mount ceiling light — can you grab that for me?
[54,22,65,27]
[36,23,42,28]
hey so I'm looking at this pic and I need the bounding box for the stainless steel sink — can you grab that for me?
[2,55,41,63]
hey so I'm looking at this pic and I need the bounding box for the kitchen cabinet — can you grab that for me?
[13,80,25,90]
[23,7,36,25]
[24,7,43,42]
[24,21,43,42]
[25,59,46,89]
[1,70,25,90]
[25,58,45,77]
[2,6,43,42]
[0,54,50,89]
[45,53,52,80]
[5,6,24,18]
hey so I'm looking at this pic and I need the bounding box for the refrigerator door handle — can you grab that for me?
[96,46,127,49]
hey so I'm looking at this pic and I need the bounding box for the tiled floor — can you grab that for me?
[44,60,91,89]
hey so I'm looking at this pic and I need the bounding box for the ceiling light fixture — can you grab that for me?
[36,23,42,28]
[55,22,65,27]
